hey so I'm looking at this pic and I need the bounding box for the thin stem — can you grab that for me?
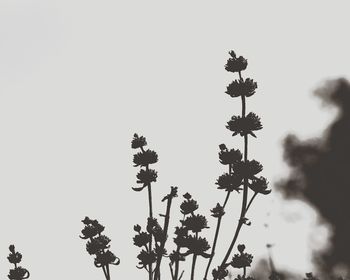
[245,192,258,215]
[102,266,108,280]
[154,190,174,280]
[214,73,250,280]
[203,215,223,280]
[106,264,111,280]
[174,214,186,280]
[173,246,181,280]
[146,164,153,280]
[222,191,231,209]
[190,254,198,280]
[205,164,232,279]
[169,263,175,280]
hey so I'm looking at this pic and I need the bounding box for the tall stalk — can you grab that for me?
[131,134,159,280]
[212,51,270,279]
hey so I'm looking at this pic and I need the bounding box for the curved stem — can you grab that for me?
[245,192,258,215]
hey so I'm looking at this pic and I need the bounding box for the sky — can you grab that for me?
[0,1,350,279]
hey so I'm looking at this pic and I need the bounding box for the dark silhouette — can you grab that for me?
[131,51,270,280]
[80,216,120,280]
[131,134,165,280]
[7,245,30,280]
[171,193,211,280]
[278,78,350,277]
[210,51,270,280]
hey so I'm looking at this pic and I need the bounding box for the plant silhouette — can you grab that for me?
[131,51,270,280]
[210,50,270,280]
[80,216,120,280]
[7,245,30,280]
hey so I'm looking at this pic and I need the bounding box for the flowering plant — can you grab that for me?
[7,245,30,280]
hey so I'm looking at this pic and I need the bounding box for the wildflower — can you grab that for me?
[133,150,158,167]
[133,231,150,248]
[80,217,120,279]
[137,250,157,269]
[212,266,229,280]
[86,235,111,255]
[235,160,263,179]
[182,214,209,233]
[136,169,158,185]
[226,78,257,98]
[131,133,147,149]
[7,247,22,264]
[216,173,243,192]
[230,244,253,269]
[249,176,271,195]
[7,246,30,280]
[218,145,243,165]
[226,112,262,137]
[94,250,120,267]
[211,203,225,218]
[180,195,199,215]
[225,51,248,73]
[8,267,30,280]
[182,235,211,257]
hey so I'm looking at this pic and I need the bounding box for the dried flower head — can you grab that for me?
[137,250,157,269]
[136,169,158,185]
[211,203,225,218]
[249,176,271,195]
[180,195,199,215]
[230,245,253,269]
[183,235,211,257]
[181,214,209,233]
[216,173,243,192]
[212,266,229,280]
[132,133,147,149]
[235,160,263,179]
[133,149,158,167]
[94,250,120,267]
[219,146,243,165]
[226,78,257,98]
[226,112,263,137]
[225,51,248,73]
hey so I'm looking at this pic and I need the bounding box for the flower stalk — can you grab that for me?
[7,245,30,280]
[80,217,120,280]
[211,51,270,280]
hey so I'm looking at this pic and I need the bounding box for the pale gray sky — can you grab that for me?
[0,1,349,279]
